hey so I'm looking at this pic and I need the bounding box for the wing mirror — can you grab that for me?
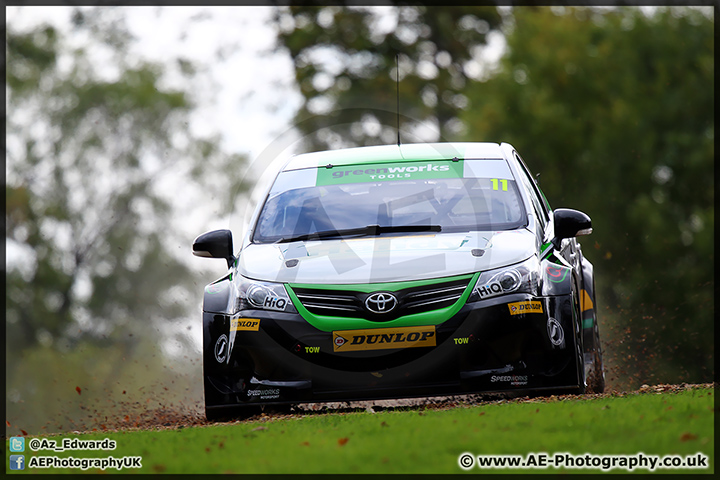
[551,209,592,249]
[193,229,234,268]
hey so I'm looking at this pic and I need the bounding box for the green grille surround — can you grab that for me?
[286,273,480,332]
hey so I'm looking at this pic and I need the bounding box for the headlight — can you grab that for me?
[469,256,539,302]
[236,276,297,313]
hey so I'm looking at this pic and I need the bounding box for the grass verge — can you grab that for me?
[6,387,714,474]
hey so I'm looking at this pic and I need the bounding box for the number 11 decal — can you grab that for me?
[491,178,508,191]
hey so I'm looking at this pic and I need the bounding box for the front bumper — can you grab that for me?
[203,293,581,411]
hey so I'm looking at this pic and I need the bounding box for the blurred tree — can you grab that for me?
[462,7,713,386]
[6,7,247,433]
[273,5,502,151]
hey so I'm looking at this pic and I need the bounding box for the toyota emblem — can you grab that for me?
[365,292,398,314]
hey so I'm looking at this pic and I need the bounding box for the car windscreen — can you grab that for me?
[252,159,527,244]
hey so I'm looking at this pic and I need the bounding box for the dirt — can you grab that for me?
[78,382,715,434]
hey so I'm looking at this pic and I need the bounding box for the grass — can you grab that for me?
[6,387,714,474]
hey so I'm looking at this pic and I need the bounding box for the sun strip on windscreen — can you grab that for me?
[315,159,513,186]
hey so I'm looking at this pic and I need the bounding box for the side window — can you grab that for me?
[514,153,551,227]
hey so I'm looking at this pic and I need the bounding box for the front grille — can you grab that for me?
[291,276,472,322]
[294,292,361,314]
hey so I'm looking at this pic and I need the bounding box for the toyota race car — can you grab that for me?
[193,142,605,420]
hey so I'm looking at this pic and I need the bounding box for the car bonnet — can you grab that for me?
[238,229,536,284]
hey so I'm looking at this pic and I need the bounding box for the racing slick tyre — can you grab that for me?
[582,278,605,394]
[205,405,260,423]
[586,318,606,394]
[572,284,587,395]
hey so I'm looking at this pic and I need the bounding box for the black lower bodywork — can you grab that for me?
[203,290,591,419]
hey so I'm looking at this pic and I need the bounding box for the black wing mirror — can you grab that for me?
[193,229,234,268]
[551,209,592,249]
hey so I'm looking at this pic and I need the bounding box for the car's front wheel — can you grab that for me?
[571,285,587,394]
[586,319,606,394]
[205,405,260,423]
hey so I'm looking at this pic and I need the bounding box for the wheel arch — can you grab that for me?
[580,257,597,312]
[540,260,574,296]
[202,274,234,314]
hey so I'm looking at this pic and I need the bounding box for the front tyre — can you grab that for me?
[572,284,587,394]
[206,405,260,423]
[586,319,606,394]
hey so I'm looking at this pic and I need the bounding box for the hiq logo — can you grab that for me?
[9,455,25,470]
[9,436,25,452]
[263,296,287,311]
[476,282,502,298]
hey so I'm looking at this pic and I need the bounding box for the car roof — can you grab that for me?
[282,142,507,171]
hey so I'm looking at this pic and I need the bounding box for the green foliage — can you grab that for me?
[7,21,178,349]
[7,388,714,474]
[273,6,502,150]
[461,7,713,387]
[6,25,58,94]
[6,8,246,434]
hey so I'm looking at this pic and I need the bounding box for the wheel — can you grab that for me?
[581,278,605,394]
[575,343,586,394]
[572,282,586,394]
[205,405,260,422]
[205,407,226,422]
[586,318,606,394]
[260,403,293,414]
